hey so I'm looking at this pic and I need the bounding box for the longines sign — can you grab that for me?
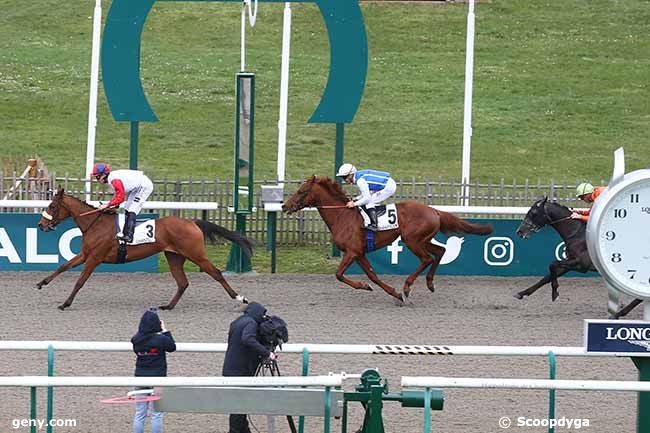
[0,213,158,272]
[584,320,650,356]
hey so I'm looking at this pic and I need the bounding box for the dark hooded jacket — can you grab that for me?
[131,310,176,377]
[222,303,271,376]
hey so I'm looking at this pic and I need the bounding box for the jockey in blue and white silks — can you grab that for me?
[336,163,397,231]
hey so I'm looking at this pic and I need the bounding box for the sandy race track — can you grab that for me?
[0,271,644,433]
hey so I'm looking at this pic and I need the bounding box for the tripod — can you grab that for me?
[253,357,297,433]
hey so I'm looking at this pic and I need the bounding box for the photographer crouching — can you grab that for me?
[222,302,288,433]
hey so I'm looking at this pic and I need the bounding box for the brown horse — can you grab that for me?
[36,187,252,310]
[282,176,493,302]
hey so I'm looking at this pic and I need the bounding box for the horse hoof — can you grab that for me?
[402,293,414,306]
[552,293,559,302]
[513,293,524,300]
[364,284,373,291]
[57,304,67,311]
[36,281,46,290]
[159,305,172,311]
[427,283,435,293]
[236,295,249,304]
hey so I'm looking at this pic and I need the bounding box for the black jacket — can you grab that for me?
[222,303,271,376]
[131,310,176,377]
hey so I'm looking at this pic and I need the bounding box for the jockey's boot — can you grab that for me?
[366,207,378,231]
[119,211,137,243]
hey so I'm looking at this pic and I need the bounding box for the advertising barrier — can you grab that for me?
[0,213,158,272]
[349,219,597,277]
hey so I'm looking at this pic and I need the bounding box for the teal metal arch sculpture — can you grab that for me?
[101,0,368,124]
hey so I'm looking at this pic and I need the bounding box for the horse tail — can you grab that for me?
[194,220,253,257]
[437,210,493,236]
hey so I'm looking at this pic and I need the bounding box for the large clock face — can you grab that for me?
[594,175,650,298]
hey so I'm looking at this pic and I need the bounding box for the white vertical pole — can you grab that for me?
[240,1,246,71]
[644,301,650,321]
[461,0,475,207]
[276,3,292,186]
[85,0,102,202]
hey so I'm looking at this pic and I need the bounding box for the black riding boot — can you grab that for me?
[366,207,378,231]
[120,212,137,243]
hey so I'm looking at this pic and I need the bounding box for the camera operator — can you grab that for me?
[222,302,276,433]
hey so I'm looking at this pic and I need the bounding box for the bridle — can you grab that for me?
[288,179,351,212]
[522,202,577,238]
[287,181,317,213]
[41,196,104,234]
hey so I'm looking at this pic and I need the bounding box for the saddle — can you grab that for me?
[359,204,398,232]
[114,215,157,264]
[114,214,156,245]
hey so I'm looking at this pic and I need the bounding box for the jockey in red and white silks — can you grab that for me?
[92,163,154,243]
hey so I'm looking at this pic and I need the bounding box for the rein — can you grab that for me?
[543,205,582,240]
[58,199,104,234]
[317,205,348,209]
[546,215,572,225]
[79,208,101,217]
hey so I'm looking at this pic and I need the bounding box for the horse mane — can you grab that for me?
[314,176,349,202]
[545,200,571,215]
[62,193,96,209]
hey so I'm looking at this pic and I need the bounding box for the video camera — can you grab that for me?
[258,315,289,351]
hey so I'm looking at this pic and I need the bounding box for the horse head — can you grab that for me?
[282,176,319,214]
[517,197,573,239]
[38,187,75,231]
[516,197,550,239]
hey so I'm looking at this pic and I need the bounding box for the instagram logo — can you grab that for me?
[484,237,514,266]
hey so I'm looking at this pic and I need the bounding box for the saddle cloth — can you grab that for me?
[115,214,156,245]
[360,203,399,231]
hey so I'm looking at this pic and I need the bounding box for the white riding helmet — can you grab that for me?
[336,163,357,178]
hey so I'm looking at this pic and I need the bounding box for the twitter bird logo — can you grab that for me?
[431,236,464,264]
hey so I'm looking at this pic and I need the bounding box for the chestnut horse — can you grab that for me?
[36,188,252,310]
[283,176,493,302]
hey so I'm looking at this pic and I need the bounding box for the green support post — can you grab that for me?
[324,386,331,433]
[30,387,37,433]
[299,348,310,433]
[227,72,254,273]
[332,123,344,258]
[633,357,650,433]
[47,344,54,433]
[227,214,252,273]
[548,351,556,433]
[367,379,384,433]
[346,369,386,433]
[345,370,443,433]
[129,121,139,169]
[423,388,431,433]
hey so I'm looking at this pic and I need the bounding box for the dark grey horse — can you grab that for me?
[514,197,640,318]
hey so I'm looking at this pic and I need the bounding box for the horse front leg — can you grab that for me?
[335,253,373,292]
[549,259,576,302]
[58,257,101,311]
[36,254,86,290]
[356,256,403,302]
[514,275,552,299]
